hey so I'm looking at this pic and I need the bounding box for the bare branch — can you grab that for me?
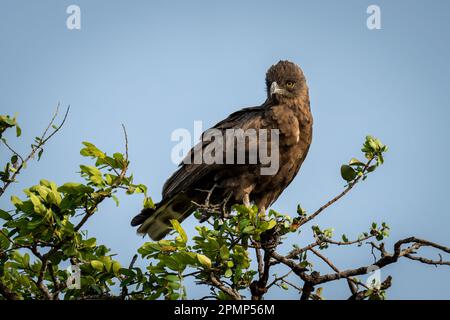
[0,105,70,198]
[35,261,53,300]
[40,104,70,145]
[1,139,24,164]
[310,248,340,273]
[255,247,264,278]
[266,270,292,290]
[209,272,241,300]
[121,123,129,162]
[250,248,272,300]
[285,241,319,260]
[405,254,450,266]
[283,233,374,263]
[272,236,450,290]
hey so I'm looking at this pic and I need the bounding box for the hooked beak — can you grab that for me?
[270,81,284,97]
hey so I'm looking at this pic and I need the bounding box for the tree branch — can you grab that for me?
[348,276,392,300]
[272,236,450,290]
[209,272,242,300]
[298,160,372,228]
[0,105,70,198]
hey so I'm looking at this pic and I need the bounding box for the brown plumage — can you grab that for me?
[131,60,313,240]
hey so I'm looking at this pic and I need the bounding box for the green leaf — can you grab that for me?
[27,218,44,229]
[238,219,250,230]
[369,139,378,151]
[0,209,12,221]
[224,269,233,278]
[134,184,147,194]
[101,257,112,272]
[281,283,289,290]
[84,238,97,248]
[168,293,179,300]
[349,158,365,166]
[11,155,18,165]
[112,261,121,275]
[0,231,10,250]
[46,189,61,205]
[296,204,306,216]
[267,220,277,230]
[219,245,230,260]
[143,197,155,209]
[242,226,255,234]
[161,256,184,271]
[16,125,21,137]
[58,182,93,194]
[80,165,102,177]
[80,142,106,159]
[90,260,104,271]
[113,152,124,161]
[341,165,357,181]
[197,254,212,268]
[299,261,310,268]
[170,219,187,243]
[112,195,119,207]
[37,149,44,161]
[22,253,30,268]
[29,193,41,207]
[80,165,104,185]
[165,274,180,282]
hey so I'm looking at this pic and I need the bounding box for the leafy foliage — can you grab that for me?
[0,111,448,300]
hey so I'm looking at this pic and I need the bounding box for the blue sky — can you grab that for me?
[1,0,449,299]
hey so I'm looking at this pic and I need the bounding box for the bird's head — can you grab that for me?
[265,60,307,103]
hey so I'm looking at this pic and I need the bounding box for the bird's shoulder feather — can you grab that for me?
[162,103,269,199]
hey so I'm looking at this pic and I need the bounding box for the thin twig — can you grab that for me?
[310,248,340,273]
[0,105,70,197]
[266,270,292,289]
[405,254,450,266]
[121,254,138,299]
[1,139,24,164]
[298,160,372,227]
[272,236,450,288]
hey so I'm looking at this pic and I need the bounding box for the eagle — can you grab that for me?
[131,60,313,240]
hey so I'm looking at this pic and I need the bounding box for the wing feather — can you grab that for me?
[162,104,268,199]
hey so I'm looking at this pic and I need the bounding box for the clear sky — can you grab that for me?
[1,0,449,299]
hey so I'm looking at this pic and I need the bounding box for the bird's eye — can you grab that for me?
[286,81,295,88]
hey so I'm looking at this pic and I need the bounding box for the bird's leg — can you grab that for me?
[243,193,251,208]
[258,206,266,218]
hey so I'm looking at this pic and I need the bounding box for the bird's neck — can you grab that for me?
[264,85,311,116]
[286,87,311,117]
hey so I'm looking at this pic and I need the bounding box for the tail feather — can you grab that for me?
[130,208,154,227]
[132,194,194,241]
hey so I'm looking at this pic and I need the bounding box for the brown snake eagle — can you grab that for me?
[131,60,313,240]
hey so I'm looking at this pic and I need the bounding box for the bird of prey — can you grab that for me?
[131,60,313,240]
